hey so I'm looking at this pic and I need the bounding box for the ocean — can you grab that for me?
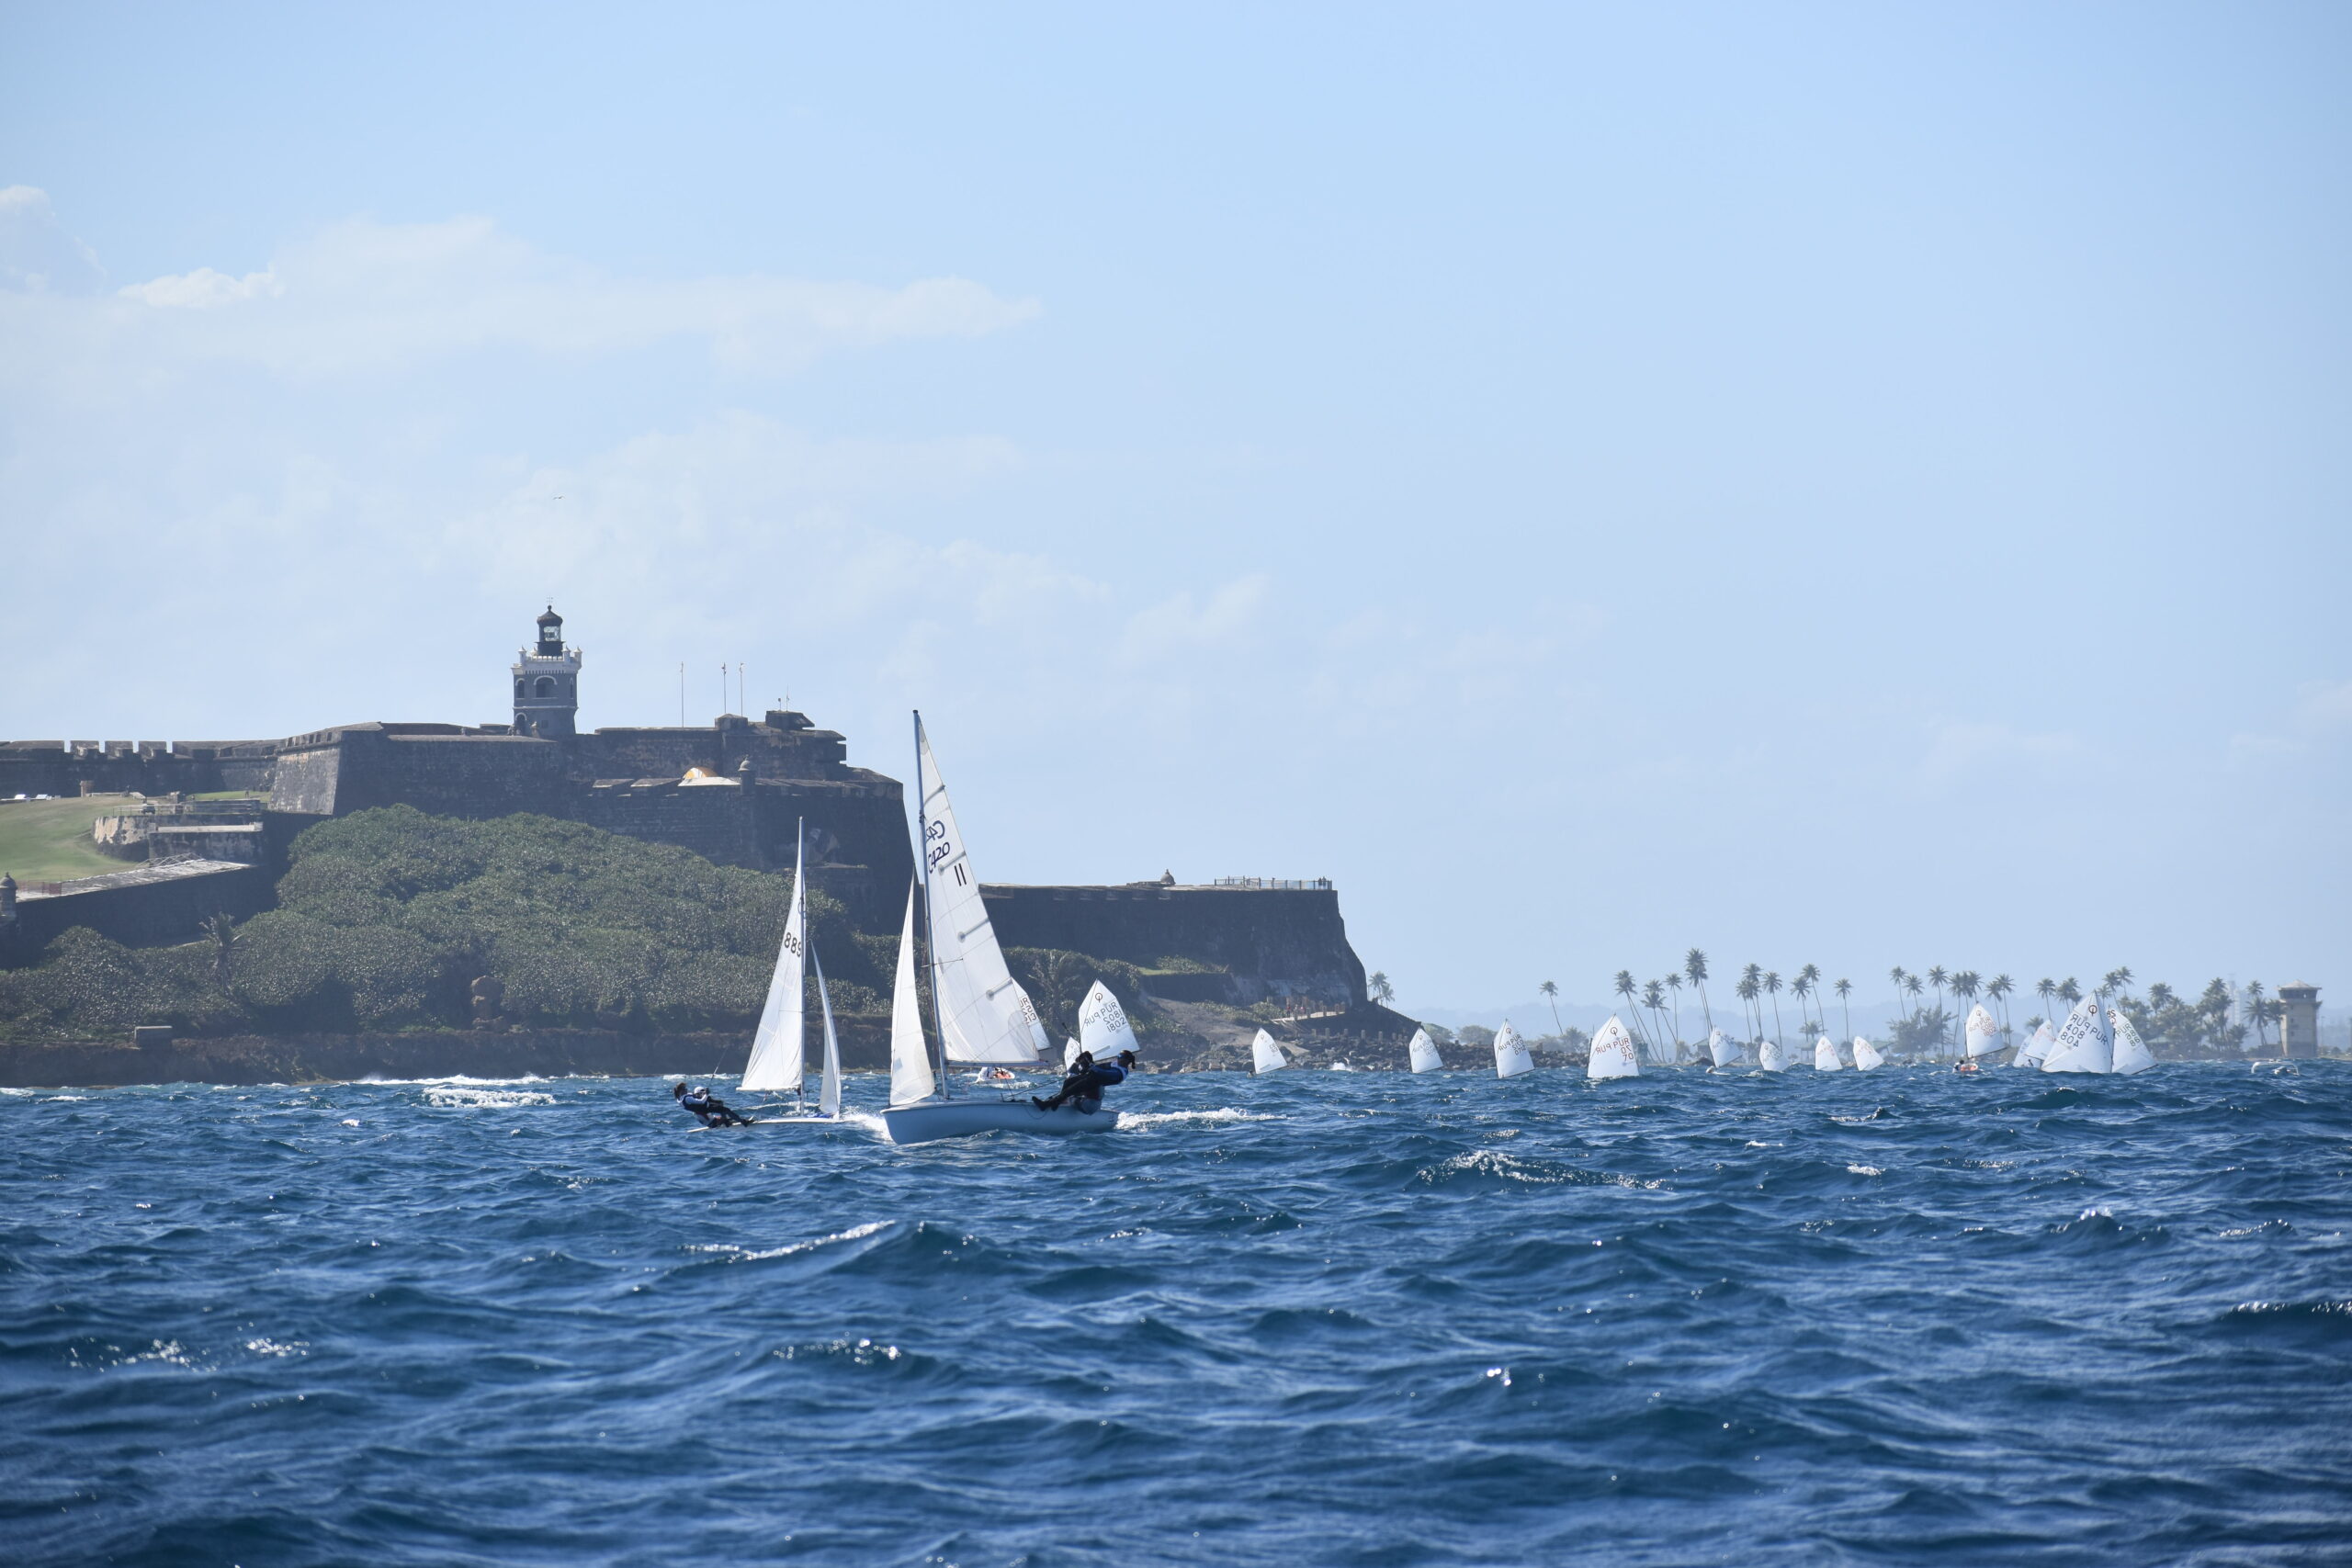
[3,1064,2347,1565]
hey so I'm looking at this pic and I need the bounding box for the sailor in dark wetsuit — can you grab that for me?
[673,1082,752,1126]
[1034,1049,1136,1112]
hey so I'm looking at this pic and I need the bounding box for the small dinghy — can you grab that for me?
[2040,997,2112,1075]
[1962,1004,2002,1066]
[1707,1027,1746,1070]
[1757,1038,1787,1073]
[1079,980,1138,1061]
[1588,1015,1639,1079]
[1814,1035,1845,1072]
[1494,1021,1534,1078]
[1407,1027,1443,1074]
[2108,1006,2155,1076]
[1251,1029,1289,1075]
[1851,1034,1883,1071]
[738,823,846,1122]
[2013,1019,2055,1068]
[879,716,1112,1145]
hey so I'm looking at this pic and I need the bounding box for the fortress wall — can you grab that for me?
[749,778,915,931]
[0,740,267,799]
[982,884,1369,1007]
[578,781,763,871]
[575,719,852,782]
[1,863,276,958]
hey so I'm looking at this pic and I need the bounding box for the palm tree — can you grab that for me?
[1613,970,1648,1044]
[1986,974,2015,1045]
[1642,979,1670,1050]
[2036,976,2056,1020]
[198,911,238,987]
[1369,970,1395,1006]
[2058,976,2081,1007]
[1685,948,1714,1033]
[1765,970,1785,1047]
[1928,965,1950,1020]
[1796,964,1822,1032]
[1889,966,1910,1021]
[1904,973,1926,1034]
[2245,981,2270,1053]
[1791,973,1815,1037]
[1735,971,1762,1043]
[1539,980,1562,1039]
[1836,977,1853,1040]
[2102,966,2134,998]
[1664,972,1685,1046]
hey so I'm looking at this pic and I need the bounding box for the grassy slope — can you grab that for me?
[0,795,146,883]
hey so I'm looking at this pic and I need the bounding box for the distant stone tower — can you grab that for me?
[512,606,582,739]
[2279,982,2321,1059]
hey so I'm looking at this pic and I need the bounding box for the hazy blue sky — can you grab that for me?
[4,3,2346,1013]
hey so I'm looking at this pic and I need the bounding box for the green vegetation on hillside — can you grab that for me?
[0,807,888,1040]
[0,795,146,884]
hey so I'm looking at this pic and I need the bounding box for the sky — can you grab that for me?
[3,3,2347,1016]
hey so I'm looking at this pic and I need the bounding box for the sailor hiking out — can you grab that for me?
[673,1082,752,1127]
[1035,1049,1137,1112]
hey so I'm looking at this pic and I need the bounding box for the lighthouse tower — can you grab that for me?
[512,606,582,739]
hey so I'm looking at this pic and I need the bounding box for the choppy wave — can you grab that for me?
[3,1064,2349,1566]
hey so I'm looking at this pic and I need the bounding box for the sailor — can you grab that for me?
[1034,1049,1137,1112]
[673,1082,752,1126]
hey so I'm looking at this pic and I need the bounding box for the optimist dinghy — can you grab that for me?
[2108,1006,2155,1076]
[1814,1035,1845,1072]
[1407,1028,1443,1074]
[1251,1029,1289,1074]
[1707,1027,1746,1070]
[879,715,1115,1145]
[1588,1016,1639,1079]
[1757,1038,1788,1072]
[1494,1021,1534,1078]
[2013,1020,2055,1068]
[2040,997,2111,1075]
[1962,1004,2002,1066]
[1851,1035,1883,1071]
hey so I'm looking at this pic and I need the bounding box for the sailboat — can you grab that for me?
[1079,979,1139,1061]
[1962,1004,2001,1067]
[1706,1027,1745,1070]
[1757,1035,1788,1072]
[1407,1027,1443,1074]
[1814,1035,1845,1072]
[738,822,844,1121]
[1494,1021,1534,1078]
[879,715,1116,1145]
[1588,1016,1639,1079]
[1251,1029,1288,1074]
[1851,1035,1883,1071]
[2013,1019,2055,1068]
[2108,1006,2155,1076]
[2040,997,2111,1075]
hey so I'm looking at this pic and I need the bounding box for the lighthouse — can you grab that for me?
[512,606,582,739]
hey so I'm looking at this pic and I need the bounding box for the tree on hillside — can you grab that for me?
[1369,970,1395,1006]
[1684,949,1715,1033]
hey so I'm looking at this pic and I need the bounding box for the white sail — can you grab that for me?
[1758,1038,1787,1072]
[1251,1029,1288,1074]
[1707,1027,1743,1068]
[739,829,808,1093]
[2041,997,2111,1075]
[1852,1035,1883,1070]
[813,949,843,1117]
[2108,1006,2155,1076]
[888,886,935,1106]
[2015,1020,2056,1068]
[1587,1015,1639,1079]
[1814,1035,1844,1072]
[1063,1038,1082,1070]
[1078,980,1139,1061]
[1493,1021,1534,1078]
[1963,1004,2000,1058]
[1407,1028,1443,1074]
[915,717,1047,1064]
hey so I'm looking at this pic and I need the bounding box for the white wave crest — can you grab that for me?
[425,1087,557,1108]
[693,1219,892,1263]
[1848,1164,1884,1176]
[1119,1108,1279,1129]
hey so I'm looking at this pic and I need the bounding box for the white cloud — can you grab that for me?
[3,211,1039,382]
[0,186,104,293]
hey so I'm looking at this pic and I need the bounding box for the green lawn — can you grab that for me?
[0,794,148,884]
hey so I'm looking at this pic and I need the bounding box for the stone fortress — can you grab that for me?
[0,609,1379,1018]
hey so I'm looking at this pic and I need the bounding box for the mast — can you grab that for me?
[914,710,953,1100]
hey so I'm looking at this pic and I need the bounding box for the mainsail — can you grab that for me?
[1963,1004,2001,1059]
[1063,1038,1083,1069]
[1707,1027,1743,1068]
[1078,980,1139,1061]
[2041,997,2111,1075]
[2108,1006,2155,1076]
[1494,1021,1534,1078]
[1852,1035,1883,1070]
[1407,1028,1443,1074]
[1587,1016,1638,1079]
[739,827,808,1093]
[1814,1035,1845,1072]
[1251,1029,1288,1074]
[915,717,1047,1064]
[888,886,935,1106]
[2015,1020,2056,1068]
[813,948,843,1117]
[1758,1038,1787,1072]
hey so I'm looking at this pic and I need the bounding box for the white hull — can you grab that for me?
[880,1098,1120,1145]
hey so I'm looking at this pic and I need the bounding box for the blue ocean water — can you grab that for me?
[3,1064,2349,1566]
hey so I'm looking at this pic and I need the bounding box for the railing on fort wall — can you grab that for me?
[1210,876,1333,890]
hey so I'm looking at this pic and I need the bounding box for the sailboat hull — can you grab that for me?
[880,1098,1120,1145]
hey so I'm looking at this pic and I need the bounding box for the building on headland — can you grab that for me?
[2278,983,2321,1059]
